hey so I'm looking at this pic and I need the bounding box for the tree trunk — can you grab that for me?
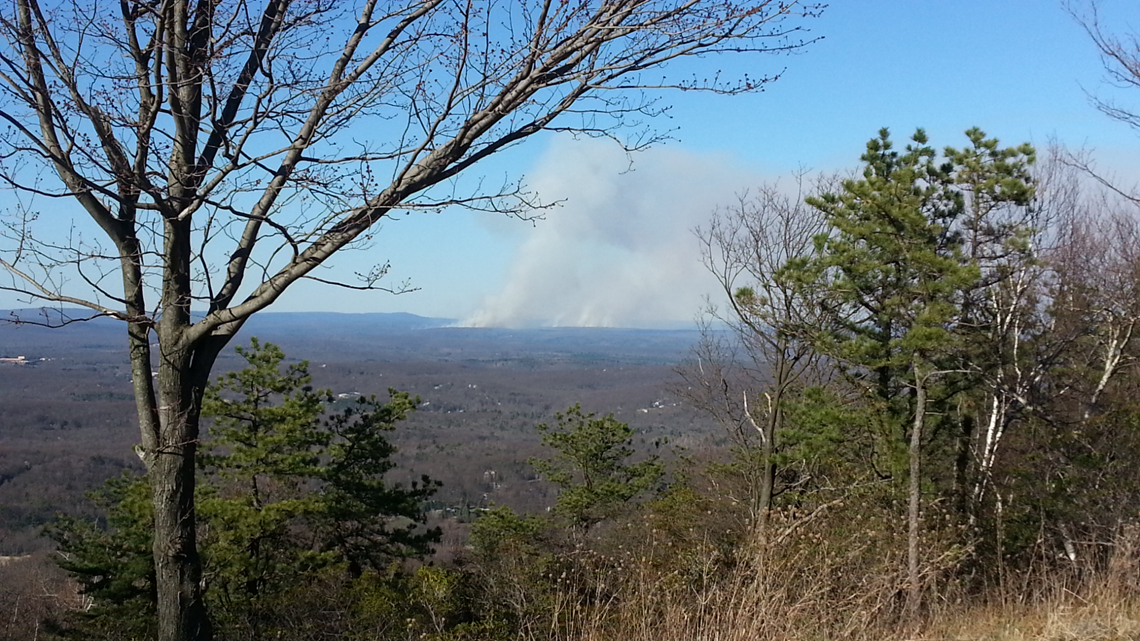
[120,232,213,640]
[148,213,227,641]
[151,428,210,641]
[151,345,213,641]
[907,360,927,621]
[141,327,234,641]
[757,334,791,536]
[758,386,781,535]
[954,412,973,522]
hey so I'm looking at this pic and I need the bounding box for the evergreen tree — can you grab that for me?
[530,405,664,529]
[796,129,975,407]
[50,340,438,639]
[47,473,158,640]
[788,128,1033,617]
[198,339,439,634]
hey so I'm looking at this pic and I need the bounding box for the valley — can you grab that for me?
[0,311,720,556]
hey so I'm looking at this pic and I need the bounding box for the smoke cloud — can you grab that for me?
[462,138,763,328]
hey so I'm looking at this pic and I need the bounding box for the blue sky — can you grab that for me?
[4,1,1137,327]
[272,0,1138,326]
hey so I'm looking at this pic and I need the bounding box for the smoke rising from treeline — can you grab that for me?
[463,138,763,328]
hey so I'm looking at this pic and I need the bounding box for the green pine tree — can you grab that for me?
[787,127,1033,617]
[50,339,439,640]
[530,404,664,529]
[46,473,158,640]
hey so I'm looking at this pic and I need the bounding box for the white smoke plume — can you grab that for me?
[462,138,764,328]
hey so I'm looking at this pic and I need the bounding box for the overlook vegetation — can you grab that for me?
[3,0,1139,639]
[3,126,1140,641]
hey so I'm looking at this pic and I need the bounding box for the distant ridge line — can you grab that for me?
[3,309,706,331]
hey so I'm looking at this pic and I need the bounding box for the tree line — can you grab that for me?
[684,127,1140,619]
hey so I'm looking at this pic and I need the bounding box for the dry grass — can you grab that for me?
[918,530,1140,641]
[917,592,1140,641]
[11,506,1139,641]
[555,570,1140,641]
[528,506,911,641]
[539,522,1140,641]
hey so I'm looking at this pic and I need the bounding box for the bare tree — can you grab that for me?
[1059,0,1140,427]
[1013,183,1140,569]
[1047,192,1140,424]
[962,146,1140,570]
[0,1,823,639]
[1068,0,1140,132]
[1066,1,1140,203]
[681,172,828,533]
